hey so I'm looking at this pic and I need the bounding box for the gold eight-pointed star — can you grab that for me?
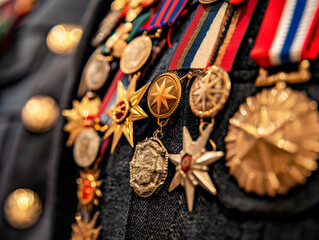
[150,78,177,114]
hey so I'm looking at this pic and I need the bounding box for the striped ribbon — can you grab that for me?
[139,0,188,32]
[168,2,229,70]
[250,0,319,67]
[213,0,259,71]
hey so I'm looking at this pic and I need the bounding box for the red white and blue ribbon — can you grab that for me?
[250,0,319,67]
[139,0,188,32]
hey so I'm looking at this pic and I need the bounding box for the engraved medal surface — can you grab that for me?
[189,65,231,118]
[147,73,182,119]
[225,84,319,196]
[120,35,152,74]
[73,128,100,168]
[130,137,168,197]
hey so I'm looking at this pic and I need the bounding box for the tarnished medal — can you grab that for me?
[129,72,183,197]
[73,128,100,168]
[120,34,152,74]
[130,137,168,197]
[169,65,230,212]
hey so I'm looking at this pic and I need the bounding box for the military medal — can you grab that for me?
[120,34,153,74]
[63,92,101,147]
[130,72,184,197]
[82,50,112,91]
[167,0,258,211]
[120,0,188,75]
[73,128,101,168]
[225,0,319,196]
[169,65,229,212]
[103,73,151,153]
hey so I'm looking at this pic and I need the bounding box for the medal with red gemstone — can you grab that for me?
[168,66,230,212]
[167,0,259,211]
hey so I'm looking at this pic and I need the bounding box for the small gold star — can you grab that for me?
[71,211,101,240]
[169,125,224,212]
[103,75,151,153]
[63,93,101,147]
[150,78,177,114]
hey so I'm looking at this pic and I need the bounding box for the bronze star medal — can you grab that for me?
[169,126,224,212]
[169,65,231,212]
[225,60,319,196]
[103,75,151,153]
[130,72,182,197]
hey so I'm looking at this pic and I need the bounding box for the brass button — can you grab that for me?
[46,23,83,55]
[21,95,59,133]
[4,189,42,229]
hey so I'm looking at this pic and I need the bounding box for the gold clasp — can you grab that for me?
[255,60,311,87]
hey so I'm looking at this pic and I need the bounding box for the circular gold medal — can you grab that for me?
[73,128,100,167]
[189,65,231,119]
[21,95,59,133]
[84,53,110,91]
[130,137,168,197]
[4,189,42,229]
[147,73,182,119]
[120,35,152,74]
[225,86,319,196]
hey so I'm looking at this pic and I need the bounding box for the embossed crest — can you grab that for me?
[225,86,319,196]
[147,73,182,119]
[189,65,231,118]
[120,35,152,74]
[130,137,168,197]
[73,128,100,168]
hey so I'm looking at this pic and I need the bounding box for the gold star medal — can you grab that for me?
[225,60,319,196]
[103,73,151,153]
[63,92,101,147]
[169,65,231,212]
[129,72,183,197]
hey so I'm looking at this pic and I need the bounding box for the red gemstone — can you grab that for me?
[115,101,127,120]
[82,179,94,201]
[115,111,124,120]
[181,155,192,173]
